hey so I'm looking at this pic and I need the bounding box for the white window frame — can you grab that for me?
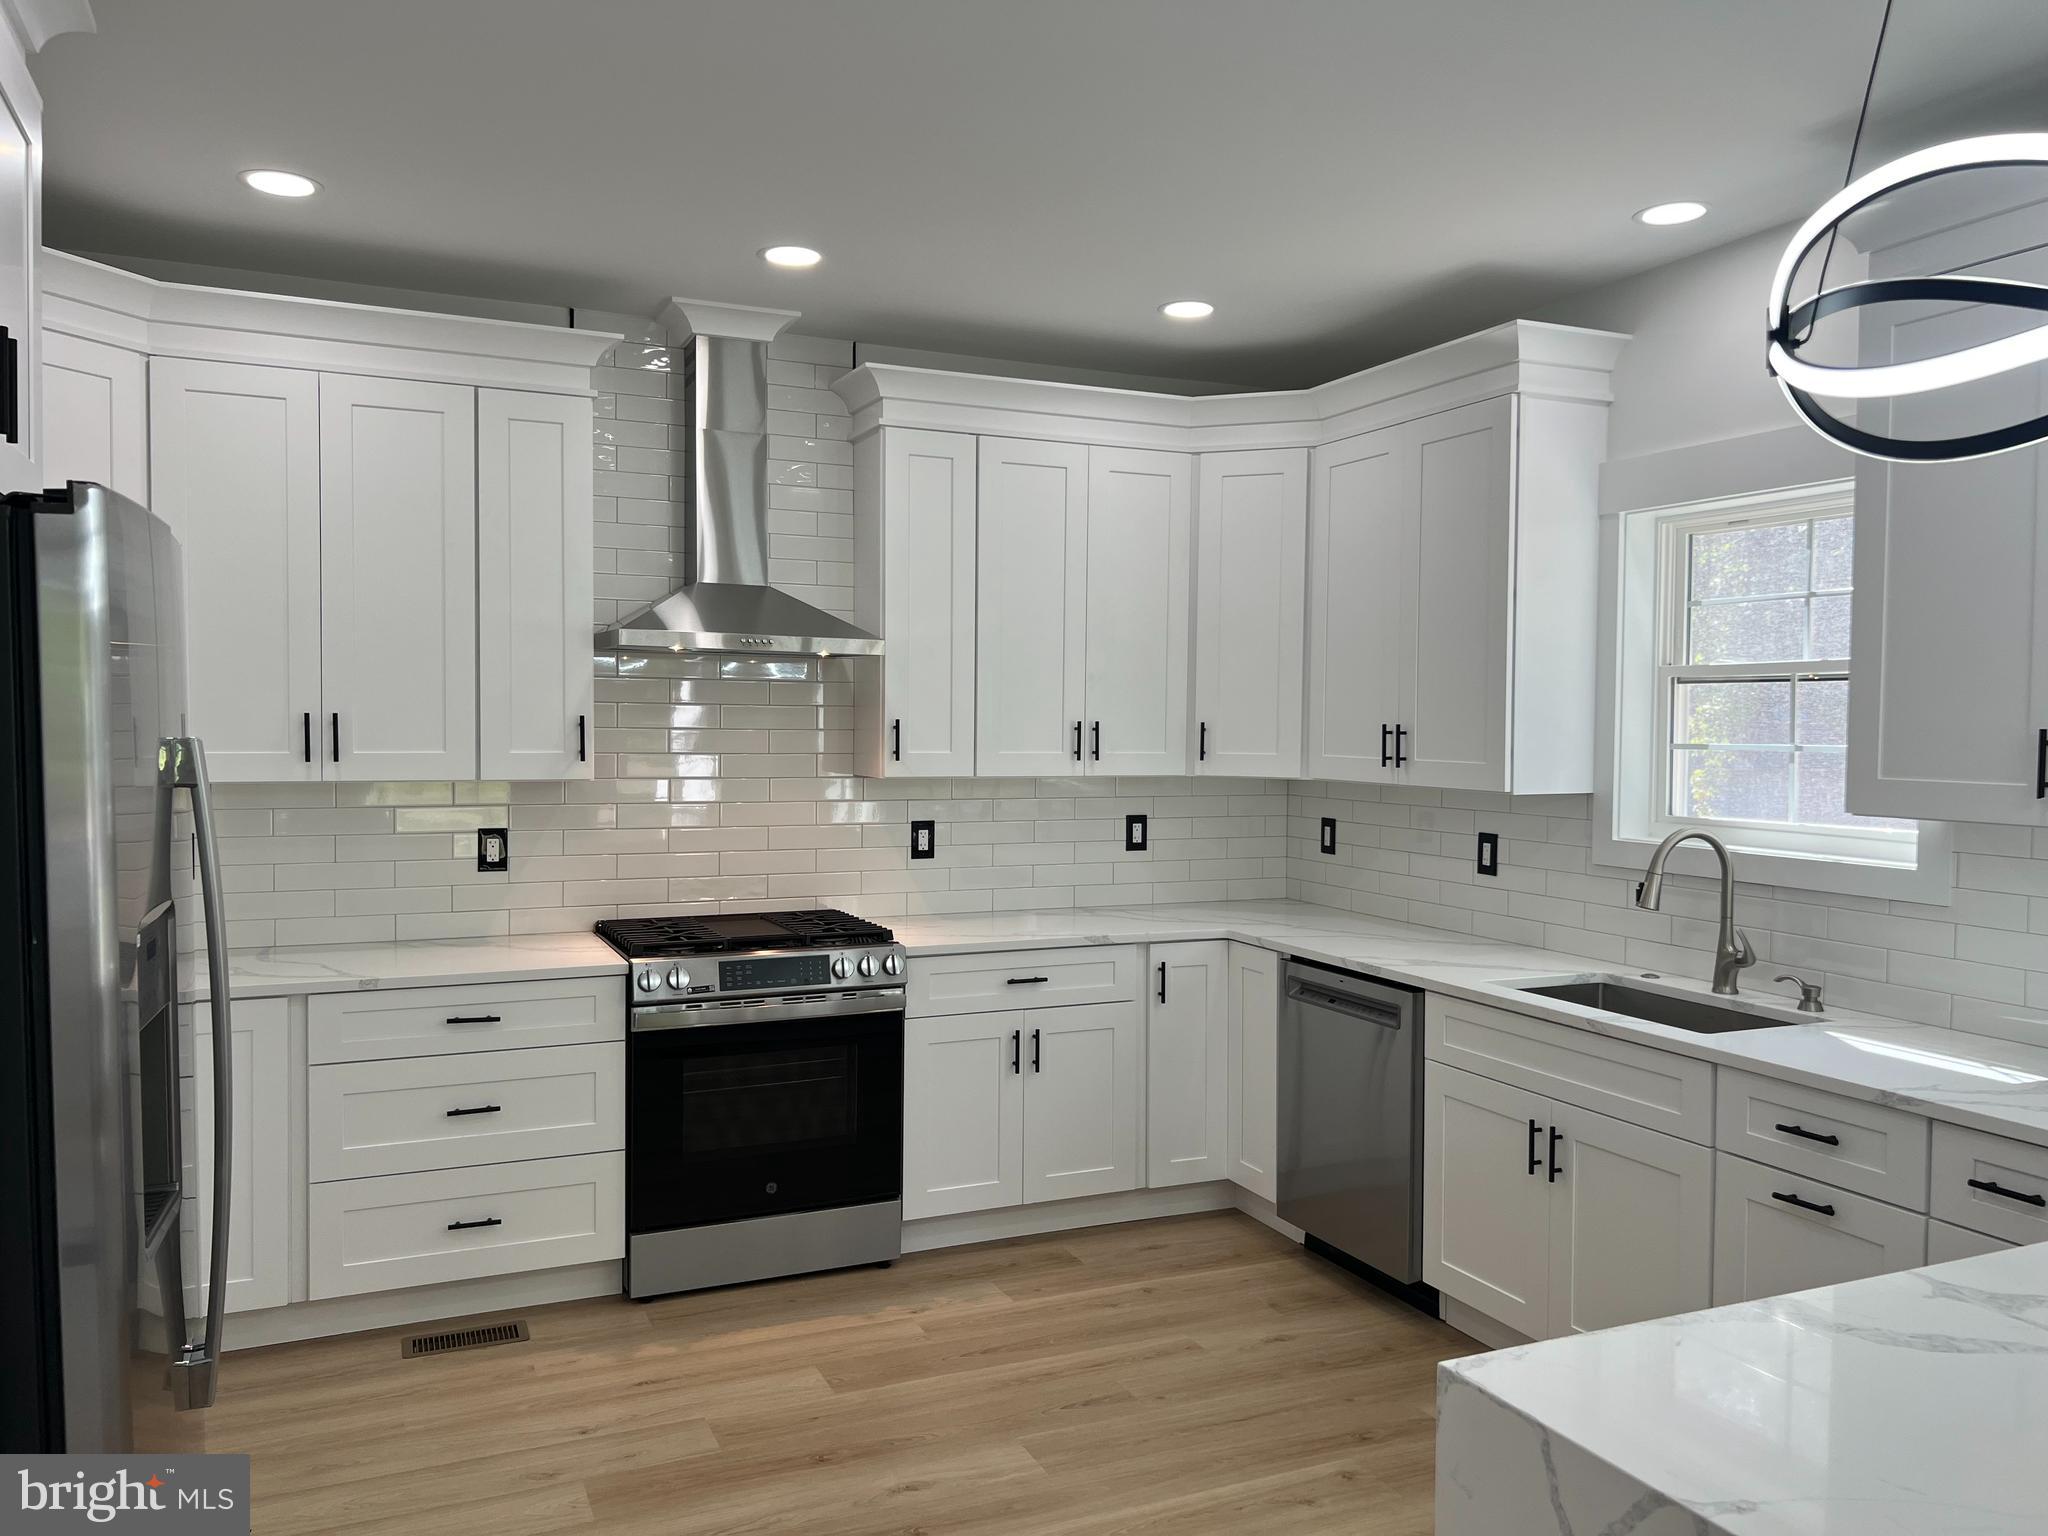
[1597,474,1951,904]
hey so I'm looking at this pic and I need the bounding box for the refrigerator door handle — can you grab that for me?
[166,736,232,1411]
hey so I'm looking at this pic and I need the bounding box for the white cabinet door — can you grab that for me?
[1022,1000,1143,1204]
[0,49,38,488]
[1226,942,1280,1200]
[151,359,323,781]
[1546,1099,1712,1338]
[1422,1063,1551,1339]
[1711,1152,1927,1305]
[1403,398,1513,791]
[1306,426,1404,782]
[903,1011,1024,1220]
[976,436,1087,776]
[1193,448,1307,776]
[870,427,976,776]
[1849,240,2048,822]
[192,998,292,1315]
[1146,940,1229,1188]
[319,375,478,781]
[43,331,147,501]
[1084,446,1191,775]
[477,388,593,780]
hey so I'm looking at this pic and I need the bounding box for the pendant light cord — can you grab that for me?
[1797,0,1896,344]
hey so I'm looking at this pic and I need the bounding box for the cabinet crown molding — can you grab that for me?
[0,0,92,53]
[41,249,620,394]
[834,319,1628,451]
[661,296,799,343]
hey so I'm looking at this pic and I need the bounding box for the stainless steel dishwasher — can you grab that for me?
[1277,959,1425,1286]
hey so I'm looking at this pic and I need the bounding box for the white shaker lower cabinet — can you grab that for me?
[1022,1001,1144,1203]
[1929,1220,2015,1263]
[1225,943,1280,1201]
[1424,1063,1554,1338]
[1191,448,1307,777]
[476,388,593,780]
[902,1011,1027,1219]
[1146,941,1229,1188]
[1711,1152,1927,1305]
[190,998,293,1315]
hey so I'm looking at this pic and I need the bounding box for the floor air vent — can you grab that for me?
[401,1319,530,1359]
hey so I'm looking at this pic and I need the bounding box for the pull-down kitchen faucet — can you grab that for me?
[1634,829,1756,996]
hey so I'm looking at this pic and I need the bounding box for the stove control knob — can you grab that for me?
[831,955,853,980]
[667,966,687,990]
[882,951,903,976]
[857,953,879,978]
[636,969,659,993]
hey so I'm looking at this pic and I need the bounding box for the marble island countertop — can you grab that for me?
[1437,1240,2048,1536]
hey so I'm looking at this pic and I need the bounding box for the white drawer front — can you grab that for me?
[1711,1151,1926,1305]
[308,975,624,1063]
[307,1152,624,1299]
[1930,1122,2048,1247]
[308,1043,625,1182]
[1929,1218,2016,1264]
[1426,995,1714,1143]
[1715,1067,1929,1210]
[907,946,1140,1017]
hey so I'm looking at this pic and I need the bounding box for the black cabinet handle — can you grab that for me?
[331,711,341,763]
[445,1104,501,1118]
[444,1014,502,1024]
[892,718,901,761]
[1394,724,1408,767]
[1091,721,1100,761]
[578,714,587,762]
[302,711,313,764]
[446,1217,502,1232]
[2036,728,2046,799]
[1968,1177,2047,1208]
[1011,1029,1020,1074]
[1771,1190,1837,1217]
[1547,1126,1563,1183]
[1527,1119,1542,1176]
[1073,721,1083,761]
[1776,1122,1841,1147]
[1381,723,1392,769]
[0,326,17,445]
[1199,721,1207,762]
[1031,1027,1041,1072]
[1006,976,1048,986]
[1157,961,1167,1004]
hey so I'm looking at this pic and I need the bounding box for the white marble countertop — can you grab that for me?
[1437,1241,2048,1536]
[187,931,625,1000]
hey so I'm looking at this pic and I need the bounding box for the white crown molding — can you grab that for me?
[0,0,93,53]
[662,296,799,343]
[40,249,621,394]
[833,319,1628,451]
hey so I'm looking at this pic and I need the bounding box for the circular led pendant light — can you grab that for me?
[1766,2,2048,462]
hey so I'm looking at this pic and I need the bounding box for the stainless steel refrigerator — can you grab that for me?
[0,482,236,1453]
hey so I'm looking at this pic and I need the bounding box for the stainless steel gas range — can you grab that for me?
[595,910,907,1299]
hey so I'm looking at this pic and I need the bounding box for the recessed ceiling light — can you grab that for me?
[762,245,822,269]
[240,168,319,198]
[1161,299,1215,320]
[1634,201,1707,226]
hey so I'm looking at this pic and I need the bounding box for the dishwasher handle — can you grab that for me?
[1285,978,1405,1029]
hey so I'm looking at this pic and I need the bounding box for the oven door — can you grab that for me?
[628,989,903,1233]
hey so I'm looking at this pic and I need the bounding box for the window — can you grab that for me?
[1601,478,1946,901]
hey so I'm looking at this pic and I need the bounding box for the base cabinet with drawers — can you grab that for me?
[1711,1151,1927,1304]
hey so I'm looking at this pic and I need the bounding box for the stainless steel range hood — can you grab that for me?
[597,298,881,658]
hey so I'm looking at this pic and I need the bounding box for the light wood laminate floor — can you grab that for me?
[182,1212,1477,1534]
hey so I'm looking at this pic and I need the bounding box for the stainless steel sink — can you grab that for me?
[1514,977,1805,1034]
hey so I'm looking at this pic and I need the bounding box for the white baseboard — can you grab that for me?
[209,1261,623,1351]
[1230,1187,1305,1243]
[902,1182,1238,1253]
[1439,1295,1530,1351]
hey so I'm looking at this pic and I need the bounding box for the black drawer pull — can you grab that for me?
[446,1217,502,1232]
[1968,1177,2047,1208]
[1775,1122,1841,1147]
[1771,1190,1836,1217]
[1527,1119,1541,1176]
[1157,961,1167,1004]
[1010,1029,1020,1075]
[445,1104,501,1118]
[1006,976,1048,986]
[445,1014,503,1024]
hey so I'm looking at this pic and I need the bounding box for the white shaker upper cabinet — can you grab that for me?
[150,359,323,782]
[42,331,147,502]
[1083,446,1192,776]
[319,375,478,782]
[1192,449,1306,777]
[477,388,593,780]
[1849,231,2048,824]
[853,427,977,777]
[976,436,1088,776]
[0,35,40,490]
[1306,425,1405,783]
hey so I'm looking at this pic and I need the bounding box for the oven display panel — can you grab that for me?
[718,953,834,991]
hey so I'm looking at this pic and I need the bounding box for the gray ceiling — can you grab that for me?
[32,0,2048,387]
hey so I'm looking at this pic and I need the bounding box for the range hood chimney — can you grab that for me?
[596,297,881,658]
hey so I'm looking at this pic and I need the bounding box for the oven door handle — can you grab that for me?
[629,987,906,1031]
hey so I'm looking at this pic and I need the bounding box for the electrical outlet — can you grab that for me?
[910,820,936,860]
[1476,831,1499,877]
[1125,813,1148,852]
[1319,817,1337,856]
[477,827,509,872]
